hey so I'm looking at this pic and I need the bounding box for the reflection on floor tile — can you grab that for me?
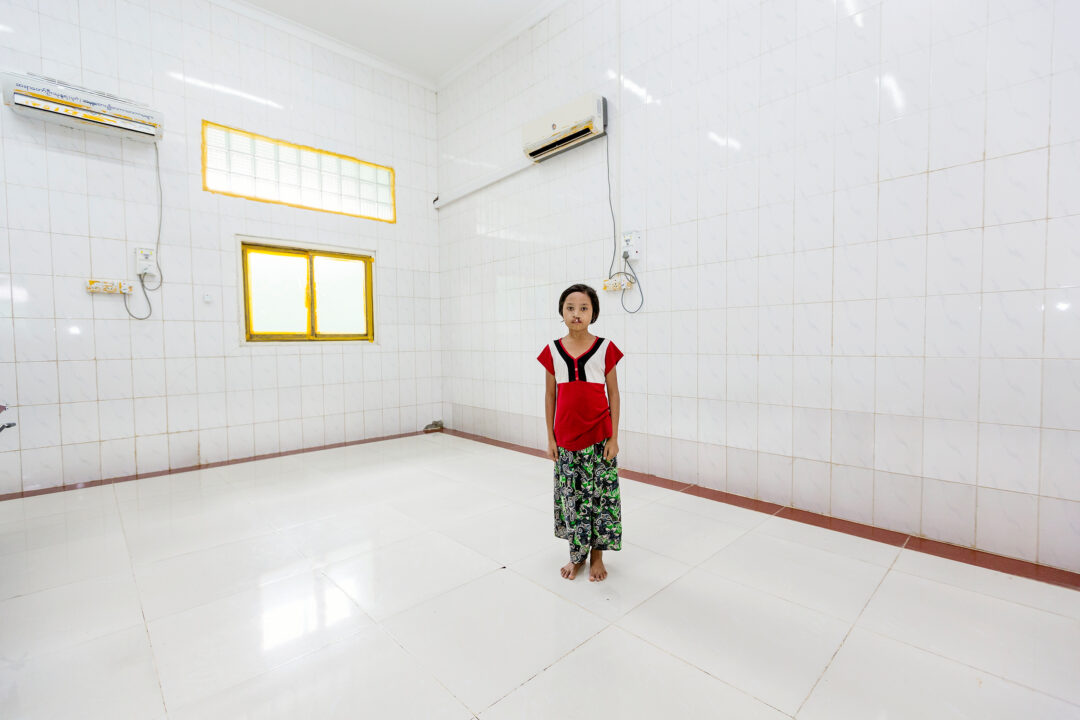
[0,434,1075,718]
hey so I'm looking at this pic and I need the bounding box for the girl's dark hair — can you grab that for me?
[559,284,599,322]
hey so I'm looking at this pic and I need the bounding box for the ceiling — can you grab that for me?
[239,0,553,87]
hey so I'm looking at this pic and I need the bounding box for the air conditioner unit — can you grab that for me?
[1,71,163,142]
[522,94,606,162]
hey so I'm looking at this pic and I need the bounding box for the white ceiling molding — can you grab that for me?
[218,0,438,90]
[434,0,565,89]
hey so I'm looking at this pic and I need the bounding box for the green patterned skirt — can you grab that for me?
[554,440,623,563]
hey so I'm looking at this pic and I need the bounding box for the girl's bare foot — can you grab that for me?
[560,561,584,579]
[589,550,607,581]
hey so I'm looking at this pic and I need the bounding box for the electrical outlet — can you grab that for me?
[136,248,156,276]
[87,279,134,294]
[621,230,641,261]
[602,277,635,291]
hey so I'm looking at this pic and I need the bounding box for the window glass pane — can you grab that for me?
[278,145,299,164]
[206,126,227,148]
[230,151,254,176]
[229,132,254,154]
[246,251,308,334]
[231,175,254,196]
[255,179,278,200]
[280,185,301,203]
[322,193,341,212]
[254,139,276,159]
[207,147,227,170]
[205,169,228,191]
[203,122,394,222]
[255,157,276,181]
[313,256,367,335]
[279,163,299,185]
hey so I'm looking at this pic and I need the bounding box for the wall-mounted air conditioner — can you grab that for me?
[1,71,163,142]
[522,94,606,162]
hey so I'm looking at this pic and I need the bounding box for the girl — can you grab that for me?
[537,284,623,582]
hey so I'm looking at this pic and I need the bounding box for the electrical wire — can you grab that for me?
[603,132,643,313]
[123,142,164,319]
[122,274,153,320]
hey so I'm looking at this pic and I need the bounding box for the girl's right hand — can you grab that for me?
[548,439,559,462]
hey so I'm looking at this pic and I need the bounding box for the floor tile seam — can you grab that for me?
[501,562,629,626]
[161,623,378,717]
[753,523,906,569]
[476,621,616,716]
[610,620,795,719]
[358,565,508,625]
[126,525,303,571]
[135,560,320,626]
[650,496,779,531]
[0,532,131,567]
[639,499,771,540]
[113,496,171,720]
[526,539,709,625]
[735,523,907,573]
[0,506,125,533]
[689,557,892,627]
[0,618,147,670]
[849,624,1080,710]
[793,547,906,716]
[373,610,494,718]
[0,561,133,604]
[123,526,299,571]
[887,563,1080,624]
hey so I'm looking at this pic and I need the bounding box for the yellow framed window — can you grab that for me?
[203,120,395,223]
[241,243,374,342]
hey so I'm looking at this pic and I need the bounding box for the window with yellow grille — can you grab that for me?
[203,120,395,223]
[241,242,374,342]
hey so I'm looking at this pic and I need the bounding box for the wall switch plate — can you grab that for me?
[87,279,134,294]
[136,248,156,276]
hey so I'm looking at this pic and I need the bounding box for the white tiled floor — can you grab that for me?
[1,433,1079,719]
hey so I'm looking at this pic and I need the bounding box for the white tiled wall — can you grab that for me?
[437,0,1080,571]
[0,0,441,492]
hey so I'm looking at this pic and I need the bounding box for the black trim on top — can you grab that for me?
[576,337,605,382]
[553,340,577,381]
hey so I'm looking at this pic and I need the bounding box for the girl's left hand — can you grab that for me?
[603,438,619,461]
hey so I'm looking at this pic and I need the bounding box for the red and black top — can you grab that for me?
[537,336,623,451]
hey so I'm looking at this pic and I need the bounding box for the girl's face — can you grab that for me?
[561,292,592,329]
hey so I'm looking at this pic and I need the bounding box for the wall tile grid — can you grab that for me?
[437,0,1080,571]
[0,0,441,493]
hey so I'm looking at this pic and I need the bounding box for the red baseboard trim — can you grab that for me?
[442,429,1080,592]
[0,430,427,503]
